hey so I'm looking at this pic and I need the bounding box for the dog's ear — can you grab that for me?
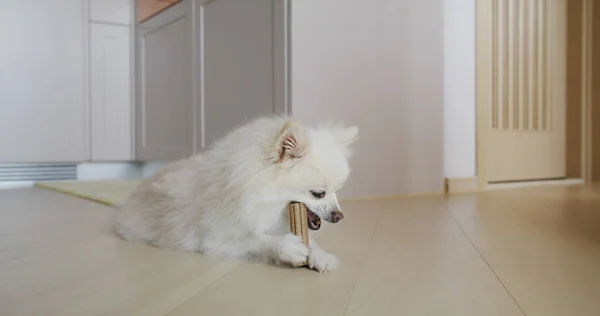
[276,121,306,163]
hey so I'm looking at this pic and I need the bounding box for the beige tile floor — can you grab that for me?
[1,184,599,316]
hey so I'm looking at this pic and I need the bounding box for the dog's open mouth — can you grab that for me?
[306,209,322,230]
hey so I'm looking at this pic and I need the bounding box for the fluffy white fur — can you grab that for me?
[114,116,358,273]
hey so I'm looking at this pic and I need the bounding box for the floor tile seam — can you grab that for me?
[342,208,384,316]
[440,199,528,316]
[163,262,241,315]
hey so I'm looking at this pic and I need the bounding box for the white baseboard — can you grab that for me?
[445,177,479,194]
[77,163,143,180]
[0,181,35,189]
[142,162,167,178]
[485,178,585,190]
[76,162,167,181]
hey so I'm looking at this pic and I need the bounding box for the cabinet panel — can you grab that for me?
[90,23,133,161]
[0,0,86,162]
[90,0,132,25]
[200,0,282,147]
[135,0,194,161]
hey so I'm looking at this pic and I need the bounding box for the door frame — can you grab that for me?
[475,0,594,189]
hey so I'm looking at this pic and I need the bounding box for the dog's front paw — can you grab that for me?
[278,233,309,266]
[308,248,339,273]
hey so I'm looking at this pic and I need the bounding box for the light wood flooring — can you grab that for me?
[1,184,599,316]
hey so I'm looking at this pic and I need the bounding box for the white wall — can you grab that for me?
[443,0,477,178]
[291,0,445,198]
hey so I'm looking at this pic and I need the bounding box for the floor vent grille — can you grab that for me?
[0,164,77,182]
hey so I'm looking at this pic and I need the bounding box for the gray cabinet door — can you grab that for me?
[196,0,288,149]
[135,0,195,161]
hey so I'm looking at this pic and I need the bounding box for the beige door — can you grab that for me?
[484,0,566,182]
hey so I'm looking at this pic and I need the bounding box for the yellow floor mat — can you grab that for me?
[35,180,141,207]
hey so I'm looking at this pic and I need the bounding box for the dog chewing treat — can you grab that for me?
[114,116,358,272]
[288,202,310,266]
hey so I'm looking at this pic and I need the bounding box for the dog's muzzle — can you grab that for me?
[305,208,344,230]
[331,210,344,223]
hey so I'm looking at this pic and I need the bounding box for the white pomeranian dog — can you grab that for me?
[114,116,358,273]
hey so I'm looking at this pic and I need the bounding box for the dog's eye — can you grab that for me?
[310,190,326,199]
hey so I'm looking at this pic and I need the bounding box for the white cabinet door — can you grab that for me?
[135,0,194,161]
[0,1,87,162]
[90,23,133,161]
[90,0,132,25]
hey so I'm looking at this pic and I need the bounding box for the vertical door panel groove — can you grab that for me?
[538,0,547,131]
[502,0,509,129]
[519,0,528,130]
[492,0,499,129]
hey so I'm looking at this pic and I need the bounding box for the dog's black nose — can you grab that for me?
[331,210,344,223]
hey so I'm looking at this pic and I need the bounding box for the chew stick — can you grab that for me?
[288,202,309,266]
